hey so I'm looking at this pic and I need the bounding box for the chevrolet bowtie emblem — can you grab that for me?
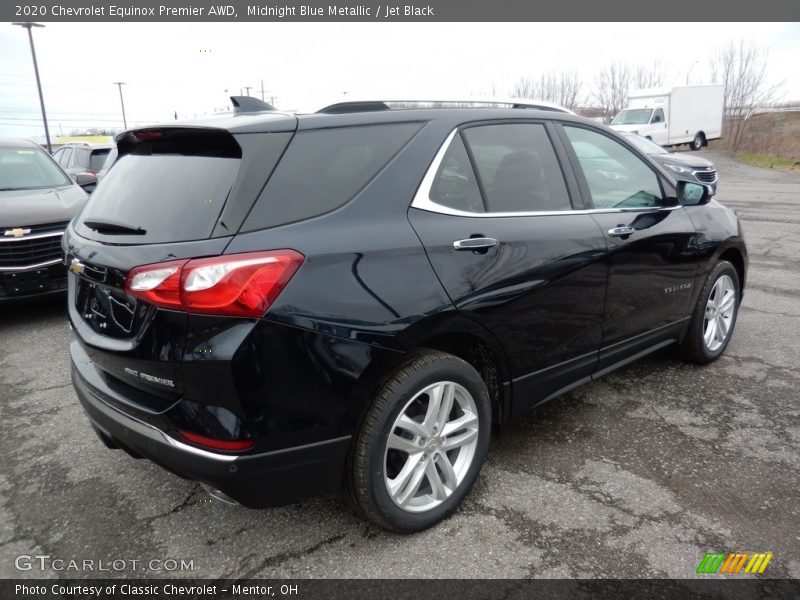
[3,228,31,238]
[69,258,85,275]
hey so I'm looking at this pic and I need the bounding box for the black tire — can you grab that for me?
[344,350,491,533]
[679,260,740,364]
[690,133,704,151]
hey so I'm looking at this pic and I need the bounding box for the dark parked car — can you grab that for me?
[622,132,718,193]
[64,99,747,532]
[0,139,88,301]
[52,143,114,193]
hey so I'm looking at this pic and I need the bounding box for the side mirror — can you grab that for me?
[75,172,98,188]
[678,180,712,206]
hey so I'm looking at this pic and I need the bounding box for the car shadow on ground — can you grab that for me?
[0,294,68,327]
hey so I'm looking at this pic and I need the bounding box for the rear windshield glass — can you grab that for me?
[243,123,421,231]
[0,146,71,191]
[75,130,241,243]
[90,149,111,171]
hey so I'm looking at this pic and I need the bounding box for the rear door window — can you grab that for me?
[462,123,572,212]
[59,148,73,167]
[74,148,89,168]
[429,134,484,213]
[75,129,243,244]
[243,123,421,231]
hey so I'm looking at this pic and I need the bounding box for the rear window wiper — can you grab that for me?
[83,220,147,235]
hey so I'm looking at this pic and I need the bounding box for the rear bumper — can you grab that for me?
[71,344,351,508]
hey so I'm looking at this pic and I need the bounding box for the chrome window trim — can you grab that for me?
[0,231,65,243]
[410,128,682,218]
[0,258,63,272]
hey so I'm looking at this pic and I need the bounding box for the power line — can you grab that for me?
[0,116,158,123]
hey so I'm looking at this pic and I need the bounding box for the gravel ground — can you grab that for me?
[1,150,799,579]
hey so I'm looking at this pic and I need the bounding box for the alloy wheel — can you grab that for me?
[383,381,479,513]
[703,274,736,352]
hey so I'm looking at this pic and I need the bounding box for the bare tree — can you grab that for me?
[593,62,631,122]
[511,71,583,110]
[632,61,665,90]
[710,40,784,149]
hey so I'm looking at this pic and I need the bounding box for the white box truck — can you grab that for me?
[610,85,724,150]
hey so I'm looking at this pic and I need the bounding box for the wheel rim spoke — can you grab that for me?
[422,383,445,435]
[717,316,729,340]
[396,414,427,438]
[442,427,478,451]
[436,383,455,431]
[704,317,717,346]
[719,291,735,314]
[395,459,428,506]
[436,452,458,488]
[387,452,424,499]
[425,460,448,500]
[442,412,478,437]
[711,280,723,306]
[387,433,420,454]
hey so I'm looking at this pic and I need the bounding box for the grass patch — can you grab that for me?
[737,152,800,171]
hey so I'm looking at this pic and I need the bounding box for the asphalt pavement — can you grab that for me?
[1,151,798,579]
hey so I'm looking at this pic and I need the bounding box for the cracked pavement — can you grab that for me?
[1,151,798,579]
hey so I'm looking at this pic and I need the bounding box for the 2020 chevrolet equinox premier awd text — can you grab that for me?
[65,98,747,532]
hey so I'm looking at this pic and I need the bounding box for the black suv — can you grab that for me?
[65,98,747,532]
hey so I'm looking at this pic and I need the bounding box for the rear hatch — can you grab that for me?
[66,120,295,412]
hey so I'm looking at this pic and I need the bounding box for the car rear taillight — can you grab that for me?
[133,129,163,140]
[124,250,303,317]
[178,430,255,452]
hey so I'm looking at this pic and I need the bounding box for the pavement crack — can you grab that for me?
[143,485,203,523]
[240,533,347,577]
[19,382,73,394]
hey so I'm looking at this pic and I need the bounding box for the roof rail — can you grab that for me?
[315,97,574,115]
[230,95,276,114]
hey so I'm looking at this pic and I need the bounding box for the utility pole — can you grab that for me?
[113,82,127,129]
[12,22,52,152]
[244,86,253,96]
[260,79,266,102]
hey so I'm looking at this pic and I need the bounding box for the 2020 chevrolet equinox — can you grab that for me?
[65,98,747,532]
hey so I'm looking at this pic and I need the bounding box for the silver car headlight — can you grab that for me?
[664,163,692,174]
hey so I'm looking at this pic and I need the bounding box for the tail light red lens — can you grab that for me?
[124,250,303,317]
[178,430,255,452]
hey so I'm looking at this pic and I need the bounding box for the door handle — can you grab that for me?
[452,237,499,251]
[608,225,635,237]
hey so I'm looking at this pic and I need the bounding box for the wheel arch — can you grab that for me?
[718,246,747,298]
[350,311,511,435]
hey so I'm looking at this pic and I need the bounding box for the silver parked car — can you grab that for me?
[622,132,718,193]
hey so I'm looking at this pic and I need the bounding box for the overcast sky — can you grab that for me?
[1,22,798,139]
